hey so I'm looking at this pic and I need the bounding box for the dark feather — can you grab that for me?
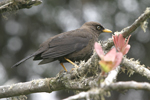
[11,52,37,68]
[41,36,89,59]
[11,49,45,67]
[33,53,42,60]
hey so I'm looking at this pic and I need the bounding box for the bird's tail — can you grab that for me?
[11,51,42,68]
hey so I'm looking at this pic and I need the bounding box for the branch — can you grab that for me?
[121,57,150,80]
[107,81,150,90]
[63,88,103,100]
[0,78,50,98]
[64,81,150,100]
[0,72,99,98]
[101,66,120,87]
[122,7,150,37]
[0,0,42,14]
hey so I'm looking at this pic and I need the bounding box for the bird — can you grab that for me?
[12,21,112,71]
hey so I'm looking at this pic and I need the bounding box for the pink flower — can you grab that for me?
[113,34,131,55]
[94,42,123,72]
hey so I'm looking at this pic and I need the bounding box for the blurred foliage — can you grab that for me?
[0,0,150,100]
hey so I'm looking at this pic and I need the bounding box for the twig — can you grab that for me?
[101,66,120,87]
[0,0,42,14]
[64,66,120,100]
[64,81,150,100]
[102,7,150,50]
[63,88,103,100]
[122,7,150,37]
[106,81,150,90]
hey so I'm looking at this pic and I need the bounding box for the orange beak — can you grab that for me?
[103,29,112,33]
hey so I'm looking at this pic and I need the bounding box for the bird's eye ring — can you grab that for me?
[96,26,101,30]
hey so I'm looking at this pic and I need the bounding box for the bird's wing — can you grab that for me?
[41,35,89,59]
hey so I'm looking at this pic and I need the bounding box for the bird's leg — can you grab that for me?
[60,63,67,71]
[64,57,79,68]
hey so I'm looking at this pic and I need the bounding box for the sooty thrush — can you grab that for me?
[12,21,112,71]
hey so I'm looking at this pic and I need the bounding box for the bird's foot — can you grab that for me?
[64,57,79,68]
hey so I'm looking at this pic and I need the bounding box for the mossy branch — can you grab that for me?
[0,0,42,14]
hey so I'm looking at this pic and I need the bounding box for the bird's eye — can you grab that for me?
[96,26,101,30]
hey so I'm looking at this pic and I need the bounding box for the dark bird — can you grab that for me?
[12,22,112,71]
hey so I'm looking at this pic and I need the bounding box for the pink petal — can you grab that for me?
[112,35,118,50]
[112,35,116,45]
[122,45,131,55]
[94,42,104,59]
[104,48,116,62]
[118,34,125,49]
[113,52,123,69]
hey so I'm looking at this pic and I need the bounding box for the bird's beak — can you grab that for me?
[102,29,112,33]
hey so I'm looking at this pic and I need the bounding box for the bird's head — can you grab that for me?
[81,21,112,35]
